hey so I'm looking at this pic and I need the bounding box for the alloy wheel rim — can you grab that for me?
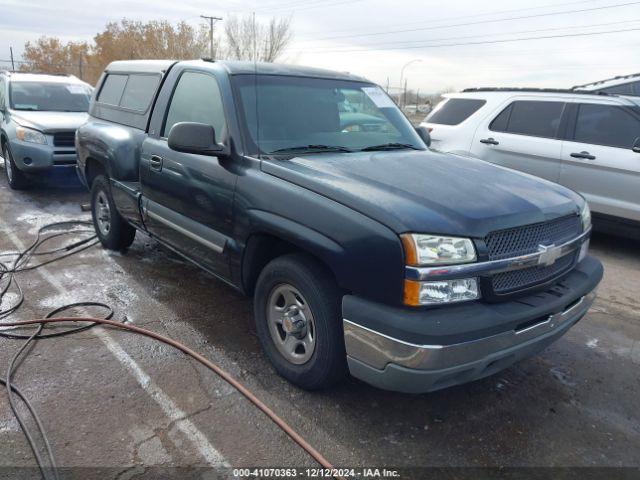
[266,283,316,365]
[95,191,111,236]
[5,151,13,183]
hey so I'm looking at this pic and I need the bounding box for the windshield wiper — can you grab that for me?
[360,143,421,152]
[268,144,354,154]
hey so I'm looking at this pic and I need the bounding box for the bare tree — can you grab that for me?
[224,15,292,62]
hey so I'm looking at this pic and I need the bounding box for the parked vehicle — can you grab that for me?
[573,72,640,96]
[421,88,640,238]
[0,71,93,189]
[77,60,602,393]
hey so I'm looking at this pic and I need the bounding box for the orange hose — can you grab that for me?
[3,317,346,480]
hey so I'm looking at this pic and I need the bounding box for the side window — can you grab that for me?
[162,71,226,142]
[0,79,5,109]
[489,104,512,132]
[574,104,640,149]
[98,74,128,105]
[491,100,564,139]
[119,74,160,112]
[426,98,486,125]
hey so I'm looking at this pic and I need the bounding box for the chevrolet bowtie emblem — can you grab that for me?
[537,244,561,266]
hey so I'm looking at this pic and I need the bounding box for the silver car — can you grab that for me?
[421,88,640,238]
[0,71,92,189]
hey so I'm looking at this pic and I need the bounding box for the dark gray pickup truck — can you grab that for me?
[76,59,603,393]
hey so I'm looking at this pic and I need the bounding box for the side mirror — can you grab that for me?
[633,137,640,153]
[415,126,431,147]
[168,122,227,156]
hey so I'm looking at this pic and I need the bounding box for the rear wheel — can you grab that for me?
[2,144,29,190]
[254,253,346,390]
[90,175,136,251]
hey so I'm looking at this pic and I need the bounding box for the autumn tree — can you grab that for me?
[20,38,90,78]
[224,15,293,62]
[19,17,293,85]
[92,20,209,66]
[20,20,210,85]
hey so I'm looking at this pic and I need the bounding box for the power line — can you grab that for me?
[296,0,604,38]
[296,0,640,42]
[301,17,640,52]
[295,26,640,54]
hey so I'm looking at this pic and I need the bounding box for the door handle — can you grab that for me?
[570,151,596,160]
[480,137,499,145]
[149,154,163,172]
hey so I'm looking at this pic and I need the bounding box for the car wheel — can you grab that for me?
[2,144,30,190]
[254,253,346,390]
[90,174,136,251]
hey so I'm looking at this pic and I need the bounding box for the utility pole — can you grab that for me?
[200,15,223,59]
[403,79,407,109]
[78,56,83,80]
[9,47,15,71]
[399,59,421,108]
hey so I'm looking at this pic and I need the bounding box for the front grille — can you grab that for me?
[485,215,581,294]
[491,252,576,293]
[53,131,76,148]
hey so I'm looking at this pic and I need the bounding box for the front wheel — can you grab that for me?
[2,144,29,190]
[90,175,136,251]
[254,253,346,390]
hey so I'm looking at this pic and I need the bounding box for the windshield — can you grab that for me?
[9,81,92,112]
[234,74,424,155]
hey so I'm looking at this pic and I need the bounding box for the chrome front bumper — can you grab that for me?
[344,289,596,393]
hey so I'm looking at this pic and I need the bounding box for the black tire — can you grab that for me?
[90,175,136,251]
[2,143,30,190]
[254,253,346,390]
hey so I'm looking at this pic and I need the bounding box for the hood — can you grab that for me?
[261,149,584,238]
[10,111,88,132]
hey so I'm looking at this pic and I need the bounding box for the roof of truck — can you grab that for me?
[214,60,368,81]
[103,59,369,82]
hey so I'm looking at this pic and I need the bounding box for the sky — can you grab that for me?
[1,0,639,93]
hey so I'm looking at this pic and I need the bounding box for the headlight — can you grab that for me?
[401,234,476,266]
[580,202,591,232]
[404,278,479,306]
[16,126,47,145]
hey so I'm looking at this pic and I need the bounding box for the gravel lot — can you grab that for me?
[0,167,639,479]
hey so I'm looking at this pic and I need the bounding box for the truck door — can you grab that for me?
[559,102,640,223]
[470,99,564,183]
[140,68,237,279]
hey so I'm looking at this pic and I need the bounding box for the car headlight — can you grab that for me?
[16,126,47,145]
[401,234,476,266]
[404,278,480,306]
[580,202,591,232]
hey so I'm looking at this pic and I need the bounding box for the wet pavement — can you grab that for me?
[0,167,639,478]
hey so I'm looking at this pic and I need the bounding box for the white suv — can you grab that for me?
[420,88,640,237]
